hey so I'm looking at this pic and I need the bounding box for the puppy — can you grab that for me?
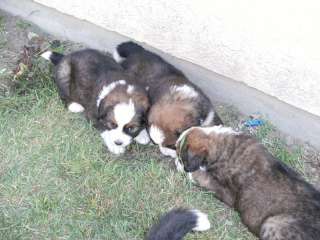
[146,208,210,240]
[113,42,222,158]
[41,49,150,154]
[176,126,320,240]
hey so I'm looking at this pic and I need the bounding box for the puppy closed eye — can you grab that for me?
[125,125,139,134]
[106,121,118,129]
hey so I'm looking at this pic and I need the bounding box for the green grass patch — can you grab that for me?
[0,15,6,49]
[16,19,31,30]
[253,122,304,174]
[0,59,255,239]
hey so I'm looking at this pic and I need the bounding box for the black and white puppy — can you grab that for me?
[113,42,223,158]
[41,49,150,154]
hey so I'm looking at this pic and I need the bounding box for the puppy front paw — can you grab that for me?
[134,129,150,145]
[175,158,184,172]
[68,102,85,113]
[159,146,177,158]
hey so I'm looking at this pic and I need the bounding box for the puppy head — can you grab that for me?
[97,81,149,154]
[176,127,210,172]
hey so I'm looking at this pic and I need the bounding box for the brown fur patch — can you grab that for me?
[185,128,211,155]
[149,101,198,147]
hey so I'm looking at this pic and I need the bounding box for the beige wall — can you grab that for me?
[35,0,320,117]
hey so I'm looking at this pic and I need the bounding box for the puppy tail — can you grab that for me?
[113,41,144,63]
[41,51,64,65]
[145,208,210,240]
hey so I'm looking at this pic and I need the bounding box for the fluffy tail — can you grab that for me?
[113,41,144,63]
[41,51,64,65]
[145,208,210,240]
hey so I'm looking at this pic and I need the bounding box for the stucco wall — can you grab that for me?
[35,0,320,117]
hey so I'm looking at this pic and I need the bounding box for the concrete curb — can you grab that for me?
[1,0,320,149]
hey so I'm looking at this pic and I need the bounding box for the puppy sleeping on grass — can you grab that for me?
[176,126,320,240]
[41,49,150,155]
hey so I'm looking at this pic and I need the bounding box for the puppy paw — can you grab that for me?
[134,129,150,145]
[174,158,184,172]
[68,102,85,113]
[159,146,177,158]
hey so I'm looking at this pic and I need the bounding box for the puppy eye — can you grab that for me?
[106,121,117,129]
[166,144,176,150]
[127,126,139,133]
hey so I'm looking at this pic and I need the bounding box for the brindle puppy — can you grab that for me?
[176,126,320,240]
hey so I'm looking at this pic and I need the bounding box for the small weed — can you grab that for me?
[16,19,31,29]
[50,40,66,54]
[0,16,5,31]
[253,121,304,174]
[0,15,6,48]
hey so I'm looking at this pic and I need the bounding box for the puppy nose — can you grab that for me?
[114,140,123,146]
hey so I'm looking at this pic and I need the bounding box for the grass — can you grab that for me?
[0,15,6,49]
[16,19,31,30]
[253,123,304,175]
[0,56,305,240]
[0,59,255,240]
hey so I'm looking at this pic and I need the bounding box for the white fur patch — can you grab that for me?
[114,99,135,126]
[127,85,135,94]
[68,102,84,113]
[41,51,52,61]
[159,145,177,158]
[100,99,136,154]
[149,125,165,145]
[175,158,184,172]
[201,125,236,135]
[134,129,150,145]
[201,110,214,126]
[200,166,207,171]
[96,80,126,107]
[112,49,125,63]
[100,130,126,155]
[191,210,211,231]
[170,85,198,98]
[187,172,195,182]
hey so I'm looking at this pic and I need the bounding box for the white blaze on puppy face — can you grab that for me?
[100,99,136,155]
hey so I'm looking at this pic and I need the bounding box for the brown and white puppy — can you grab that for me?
[113,41,223,158]
[41,49,150,154]
[176,126,320,240]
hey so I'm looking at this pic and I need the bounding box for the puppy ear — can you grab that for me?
[97,101,112,120]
